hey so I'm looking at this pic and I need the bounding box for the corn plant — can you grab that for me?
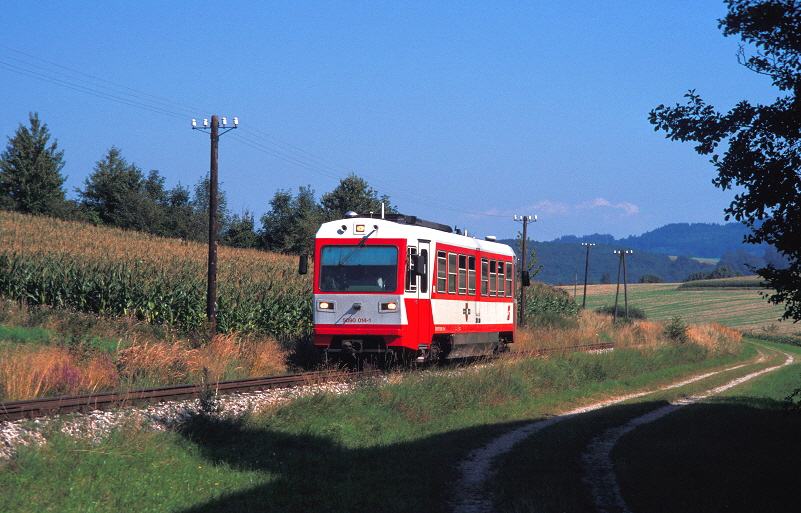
[0,211,313,338]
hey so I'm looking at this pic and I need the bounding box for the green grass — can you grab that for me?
[578,282,793,333]
[614,343,801,513]
[0,322,123,354]
[0,324,51,345]
[490,339,801,513]
[0,342,750,513]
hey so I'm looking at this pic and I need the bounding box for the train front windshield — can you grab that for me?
[319,245,398,292]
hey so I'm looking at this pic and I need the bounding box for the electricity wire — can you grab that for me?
[0,45,514,220]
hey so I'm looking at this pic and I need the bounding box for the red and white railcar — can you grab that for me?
[309,213,516,363]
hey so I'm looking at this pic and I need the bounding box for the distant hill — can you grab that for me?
[498,240,716,285]
[551,222,766,258]
[499,222,782,285]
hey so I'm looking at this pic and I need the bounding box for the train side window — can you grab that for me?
[420,249,428,294]
[437,251,447,293]
[498,261,505,297]
[506,261,514,297]
[458,254,467,295]
[489,260,497,297]
[406,247,417,293]
[468,255,476,295]
[480,258,489,296]
[448,252,457,294]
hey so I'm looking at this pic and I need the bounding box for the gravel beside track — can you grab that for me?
[1,380,355,460]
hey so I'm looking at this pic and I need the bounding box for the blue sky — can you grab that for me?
[1,1,777,242]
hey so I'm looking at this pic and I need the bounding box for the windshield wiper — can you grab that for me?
[338,229,376,266]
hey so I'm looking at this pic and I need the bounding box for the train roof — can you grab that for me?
[317,213,515,256]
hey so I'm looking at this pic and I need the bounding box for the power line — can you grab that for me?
[0,45,514,220]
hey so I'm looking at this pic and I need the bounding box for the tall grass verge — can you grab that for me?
[0,331,288,401]
[0,344,118,400]
[514,311,742,357]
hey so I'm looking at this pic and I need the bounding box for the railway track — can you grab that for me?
[0,369,377,422]
[0,342,614,423]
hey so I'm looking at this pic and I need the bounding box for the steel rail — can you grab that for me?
[0,369,377,422]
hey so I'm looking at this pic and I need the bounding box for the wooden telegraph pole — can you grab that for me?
[613,249,632,324]
[192,116,238,333]
[581,242,595,309]
[514,214,537,326]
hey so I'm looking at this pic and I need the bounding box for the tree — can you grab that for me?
[718,249,764,275]
[78,147,146,228]
[0,112,67,216]
[684,265,743,282]
[320,173,398,220]
[160,182,196,240]
[649,0,801,320]
[78,148,196,237]
[259,185,324,255]
[223,210,259,249]
[188,174,231,243]
[515,233,543,280]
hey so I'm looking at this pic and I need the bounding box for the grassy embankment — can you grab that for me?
[1,318,760,513]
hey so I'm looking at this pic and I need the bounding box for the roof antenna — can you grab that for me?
[381,201,385,220]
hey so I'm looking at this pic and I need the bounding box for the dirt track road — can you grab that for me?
[450,345,794,513]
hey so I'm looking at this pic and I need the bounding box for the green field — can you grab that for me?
[570,281,795,334]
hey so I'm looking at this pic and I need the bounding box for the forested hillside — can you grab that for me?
[552,222,765,257]
[502,221,787,285]
[501,241,715,285]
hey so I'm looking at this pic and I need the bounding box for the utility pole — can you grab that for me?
[581,243,595,309]
[613,249,632,324]
[192,116,238,333]
[513,214,537,326]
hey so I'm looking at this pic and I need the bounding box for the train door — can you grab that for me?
[405,240,432,347]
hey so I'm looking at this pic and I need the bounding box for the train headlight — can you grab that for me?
[355,224,366,233]
[318,301,335,311]
[380,301,398,312]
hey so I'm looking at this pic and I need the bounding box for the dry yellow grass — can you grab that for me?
[0,345,118,401]
[115,333,288,387]
[0,332,289,401]
[513,311,742,357]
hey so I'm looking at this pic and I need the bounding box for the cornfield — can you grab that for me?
[0,211,312,337]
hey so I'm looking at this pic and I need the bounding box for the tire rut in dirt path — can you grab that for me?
[449,351,784,513]
[581,349,794,513]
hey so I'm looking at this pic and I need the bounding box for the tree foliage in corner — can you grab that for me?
[649,0,801,320]
[0,112,67,216]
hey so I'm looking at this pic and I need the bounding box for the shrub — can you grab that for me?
[522,283,579,328]
[594,304,647,320]
[684,265,743,282]
[639,273,663,283]
[663,315,688,343]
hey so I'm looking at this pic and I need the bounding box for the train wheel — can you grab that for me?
[427,341,442,365]
[494,338,510,356]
